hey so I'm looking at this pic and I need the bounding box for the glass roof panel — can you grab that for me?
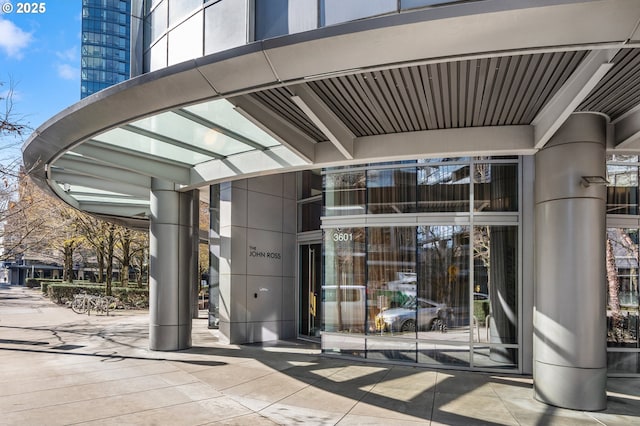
[183,99,280,148]
[131,111,256,156]
[92,127,215,165]
[56,183,149,205]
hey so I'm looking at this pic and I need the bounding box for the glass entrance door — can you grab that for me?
[299,243,322,338]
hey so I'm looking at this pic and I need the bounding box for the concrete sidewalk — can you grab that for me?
[0,285,638,425]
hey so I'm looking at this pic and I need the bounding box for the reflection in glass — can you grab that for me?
[369,227,416,334]
[417,343,470,367]
[323,228,366,332]
[299,170,323,199]
[606,228,639,349]
[473,226,518,364]
[607,352,640,374]
[367,168,416,213]
[324,172,366,216]
[608,155,639,163]
[320,0,396,27]
[473,164,518,212]
[320,158,520,370]
[168,0,201,26]
[321,333,366,358]
[367,338,417,363]
[401,0,459,11]
[298,200,322,233]
[473,347,518,369]
[607,165,638,214]
[150,0,167,42]
[417,165,470,212]
[417,226,470,341]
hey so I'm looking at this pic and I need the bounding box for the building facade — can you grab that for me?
[81,0,139,98]
[24,0,640,411]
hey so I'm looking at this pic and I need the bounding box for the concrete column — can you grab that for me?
[534,113,607,411]
[149,178,198,351]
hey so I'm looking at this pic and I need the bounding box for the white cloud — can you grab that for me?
[0,18,33,59]
[57,63,79,80]
[56,46,78,62]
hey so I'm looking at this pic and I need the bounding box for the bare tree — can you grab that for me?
[0,78,29,138]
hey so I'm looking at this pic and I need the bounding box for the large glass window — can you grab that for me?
[298,170,322,233]
[168,0,201,26]
[320,0,396,27]
[606,227,640,375]
[607,161,639,215]
[323,227,366,333]
[367,168,416,214]
[368,226,416,332]
[473,163,518,212]
[401,0,461,10]
[324,171,366,216]
[254,0,317,40]
[417,163,470,212]
[321,157,520,370]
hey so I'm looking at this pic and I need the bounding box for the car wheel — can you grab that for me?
[400,319,416,332]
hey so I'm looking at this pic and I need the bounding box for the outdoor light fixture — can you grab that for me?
[581,176,609,187]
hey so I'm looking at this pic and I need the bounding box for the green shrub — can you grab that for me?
[112,287,149,308]
[25,278,40,288]
[473,300,490,326]
[47,282,149,308]
[48,283,103,304]
[40,279,64,294]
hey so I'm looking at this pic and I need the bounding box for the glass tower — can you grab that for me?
[81,0,131,98]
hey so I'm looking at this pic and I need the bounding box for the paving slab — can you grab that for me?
[1,284,639,425]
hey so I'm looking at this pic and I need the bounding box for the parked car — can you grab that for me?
[375,297,447,332]
[474,292,489,300]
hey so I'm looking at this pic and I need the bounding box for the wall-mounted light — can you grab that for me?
[581,176,609,187]
[63,183,71,192]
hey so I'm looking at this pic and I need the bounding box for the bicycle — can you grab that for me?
[71,293,118,315]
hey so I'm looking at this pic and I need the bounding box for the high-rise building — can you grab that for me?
[80,0,131,98]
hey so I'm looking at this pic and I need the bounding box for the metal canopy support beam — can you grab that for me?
[173,109,266,151]
[50,171,151,199]
[71,142,192,184]
[79,201,151,218]
[230,94,316,163]
[532,49,616,150]
[122,125,225,159]
[614,105,640,148]
[54,155,152,188]
[290,84,355,160]
[315,125,534,164]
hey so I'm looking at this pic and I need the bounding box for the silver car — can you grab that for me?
[376,297,447,332]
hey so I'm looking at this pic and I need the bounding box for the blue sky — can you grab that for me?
[1,2,81,152]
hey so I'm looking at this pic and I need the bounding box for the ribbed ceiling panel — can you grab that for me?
[578,49,640,120]
[251,51,601,140]
[250,88,327,142]
[308,51,588,137]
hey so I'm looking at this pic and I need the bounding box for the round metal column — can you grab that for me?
[149,178,196,351]
[534,113,607,411]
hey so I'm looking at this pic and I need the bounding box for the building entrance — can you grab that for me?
[299,243,322,338]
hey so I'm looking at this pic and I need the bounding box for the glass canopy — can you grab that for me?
[50,98,307,217]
